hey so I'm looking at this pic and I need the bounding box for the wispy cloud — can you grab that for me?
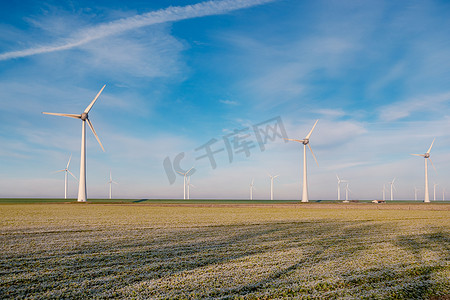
[219,99,239,106]
[378,92,450,121]
[0,0,275,61]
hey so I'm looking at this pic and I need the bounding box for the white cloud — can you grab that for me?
[378,92,450,121]
[0,0,276,61]
[219,99,239,106]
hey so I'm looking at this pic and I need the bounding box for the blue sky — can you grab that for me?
[1,0,450,200]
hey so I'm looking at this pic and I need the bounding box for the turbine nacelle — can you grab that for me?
[81,112,88,120]
[424,153,430,158]
[302,139,309,145]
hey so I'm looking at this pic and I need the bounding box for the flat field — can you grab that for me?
[1,202,449,299]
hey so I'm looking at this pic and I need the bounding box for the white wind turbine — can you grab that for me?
[433,183,438,201]
[43,85,106,202]
[336,175,347,201]
[177,167,194,200]
[411,138,436,203]
[268,173,279,201]
[414,187,420,201]
[186,176,195,200]
[285,120,319,202]
[344,182,352,202]
[249,179,255,200]
[107,171,118,200]
[55,154,78,199]
[388,178,396,201]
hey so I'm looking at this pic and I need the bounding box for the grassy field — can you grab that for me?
[1,203,449,299]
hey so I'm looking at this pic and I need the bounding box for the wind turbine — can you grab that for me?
[433,183,438,201]
[249,179,255,200]
[43,85,106,202]
[344,182,351,202]
[268,173,279,201]
[177,167,194,200]
[186,176,195,200]
[336,175,347,201]
[107,171,118,200]
[285,120,319,202]
[411,138,436,203]
[388,178,396,201]
[414,187,420,201]
[54,154,78,199]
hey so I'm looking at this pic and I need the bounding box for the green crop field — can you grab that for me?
[1,203,449,299]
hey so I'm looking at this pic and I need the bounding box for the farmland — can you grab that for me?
[1,202,449,299]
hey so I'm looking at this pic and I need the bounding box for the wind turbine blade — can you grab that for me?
[86,119,105,152]
[84,85,106,113]
[42,112,81,119]
[392,177,396,184]
[66,154,72,169]
[427,138,436,153]
[411,154,425,157]
[305,119,319,139]
[68,170,79,181]
[112,181,118,185]
[308,144,319,167]
[186,166,195,176]
[284,138,304,143]
[336,174,340,182]
[428,158,437,173]
[176,171,185,175]
[53,169,65,173]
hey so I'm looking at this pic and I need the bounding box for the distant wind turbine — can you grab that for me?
[54,154,78,199]
[177,167,194,200]
[336,175,347,201]
[414,187,420,201]
[344,182,352,202]
[285,120,319,202]
[107,171,118,200]
[43,85,106,202]
[433,183,438,201]
[388,178,396,201]
[268,173,279,201]
[411,138,436,203]
[250,179,255,200]
[186,176,195,200]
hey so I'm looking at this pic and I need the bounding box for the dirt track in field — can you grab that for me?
[109,202,450,210]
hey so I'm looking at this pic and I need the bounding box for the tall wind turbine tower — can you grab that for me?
[186,176,195,200]
[433,183,438,201]
[388,178,396,201]
[414,187,420,201]
[411,138,435,203]
[107,171,118,199]
[43,85,106,202]
[285,120,319,202]
[336,175,347,201]
[177,167,194,200]
[268,174,279,201]
[55,154,78,199]
[344,182,352,202]
[250,179,255,200]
